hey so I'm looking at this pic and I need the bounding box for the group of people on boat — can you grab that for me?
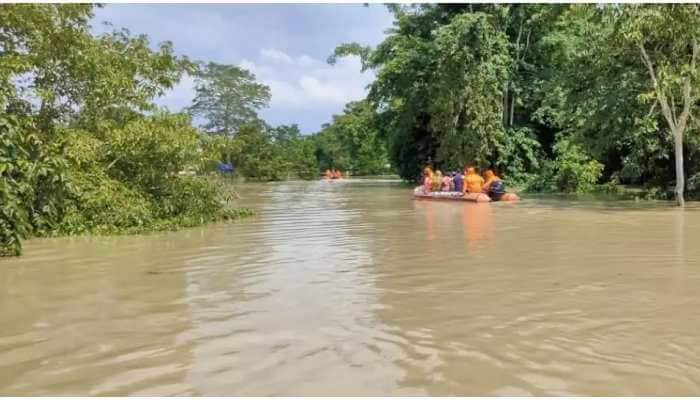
[323,169,344,180]
[420,166,508,201]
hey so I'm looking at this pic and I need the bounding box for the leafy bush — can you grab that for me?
[314,101,391,176]
[494,127,544,185]
[58,115,251,234]
[687,171,700,200]
[2,113,255,256]
[520,136,604,194]
[101,113,201,190]
[0,5,256,257]
[551,136,604,193]
[521,159,556,192]
[58,170,155,235]
[1,115,70,255]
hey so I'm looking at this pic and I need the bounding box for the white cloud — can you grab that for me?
[238,59,257,74]
[91,5,392,132]
[259,52,371,108]
[265,78,305,107]
[298,54,316,67]
[298,75,354,104]
[155,73,197,111]
[155,50,372,130]
[260,48,293,64]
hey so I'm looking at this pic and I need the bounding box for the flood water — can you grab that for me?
[1,179,700,395]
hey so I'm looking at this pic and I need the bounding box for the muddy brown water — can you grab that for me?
[1,179,700,395]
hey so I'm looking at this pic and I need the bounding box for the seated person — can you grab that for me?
[452,170,464,193]
[422,167,434,193]
[441,172,453,192]
[463,166,484,193]
[432,170,443,192]
[482,169,506,200]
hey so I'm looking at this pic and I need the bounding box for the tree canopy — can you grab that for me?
[330,4,700,203]
[314,100,390,176]
[188,62,271,136]
[1,5,249,256]
[4,3,700,256]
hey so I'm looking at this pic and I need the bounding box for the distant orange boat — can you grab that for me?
[322,169,344,180]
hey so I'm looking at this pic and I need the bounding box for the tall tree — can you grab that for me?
[330,5,512,179]
[188,62,271,137]
[0,4,197,255]
[618,5,700,206]
[544,5,700,204]
[315,100,390,175]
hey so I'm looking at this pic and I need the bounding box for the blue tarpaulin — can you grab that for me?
[218,162,234,173]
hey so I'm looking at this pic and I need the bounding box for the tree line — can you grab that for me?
[188,62,392,180]
[330,4,700,205]
[0,4,391,256]
[3,4,699,255]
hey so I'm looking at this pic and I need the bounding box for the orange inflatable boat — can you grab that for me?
[413,187,519,202]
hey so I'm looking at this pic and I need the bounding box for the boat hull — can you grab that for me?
[413,187,519,202]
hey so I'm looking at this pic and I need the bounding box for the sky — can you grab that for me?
[91,4,394,134]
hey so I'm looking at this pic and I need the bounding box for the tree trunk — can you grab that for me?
[638,41,695,207]
[509,93,515,127]
[673,128,685,207]
[502,82,509,127]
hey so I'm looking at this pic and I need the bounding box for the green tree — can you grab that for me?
[1,4,247,256]
[331,5,514,179]
[539,5,700,204]
[618,5,700,206]
[188,62,271,137]
[315,101,390,176]
[270,124,319,179]
[428,12,510,169]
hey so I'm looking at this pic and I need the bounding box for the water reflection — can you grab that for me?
[180,181,394,395]
[365,194,700,395]
[0,232,199,395]
[1,180,700,395]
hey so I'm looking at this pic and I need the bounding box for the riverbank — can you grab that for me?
[1,174,255,257]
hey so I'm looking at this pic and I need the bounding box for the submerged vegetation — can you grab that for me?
[0,5,255,256]
[330,4,700,204]
[2,4,700,255]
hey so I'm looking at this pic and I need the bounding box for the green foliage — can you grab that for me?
[330,5,545,180]
[520,136,603,193]
[185,61,319,180]
[330,4,700,196]
[271,125,319,180]
[0,5,252,256]
[55,115,252,236]
[538,5,700,202]
[188,62,271,136]
[339,5,447,180]
[687,171,700,199]
[59,170,155,235]
[198,123,319,181]
[314,101,391,176]
[0,113,72,255]
[551,136,604,193]
[231,123,281,180]
[100,113,200,190]
[0,116,37,256]
[429,12,511,168]
[493,127,543,184]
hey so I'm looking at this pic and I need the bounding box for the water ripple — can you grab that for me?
[1,180,700,395]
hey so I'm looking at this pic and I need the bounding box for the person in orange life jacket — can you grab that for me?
[481,169,506,200]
